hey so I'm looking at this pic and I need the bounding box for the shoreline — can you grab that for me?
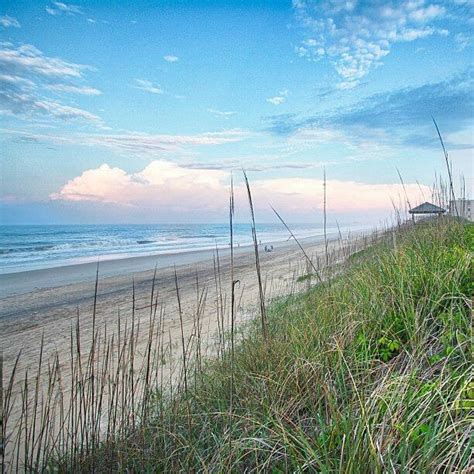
[0,233,339,297]
[1,224,354,277]
[0,231,356,383]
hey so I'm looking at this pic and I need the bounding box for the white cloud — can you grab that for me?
[164,55,179,62]
[293,0,449,88]
[47,83,102,95]
[267,96,286,105]
[0,74,35,88]
[50,161,229,214]
[46,1,83,16]
[51,159,430,216]
[207,108,237,117]
[267,89,289,105]
[33,100,102,123]
[409,4,445,21]
[134,79,163,94]
[0,15,21,28]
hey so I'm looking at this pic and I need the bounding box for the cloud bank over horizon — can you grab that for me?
[50,159,431,221]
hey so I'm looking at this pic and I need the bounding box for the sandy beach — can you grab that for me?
[1,234,344,380]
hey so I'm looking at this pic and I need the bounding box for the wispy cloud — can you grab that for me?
[264,113,298,134]
[47,83,102,95]
[83,130,249,153]
[0,74,35,88]
[293,0,449,88]
[183,159,335,172]
[134,79,163,94]
[455,32,472,50]
[0,15,21,28]
[33,100,102,123]
[0,81,102,124]
[207,108,237,118]
[267,89,289,105]
[46,1,83,16]
[332,72,473,135]
[3,129,251,155]
[164,55,179,62]
[0,43,102,126]
[0,43,89,78]
[266,70,474,149]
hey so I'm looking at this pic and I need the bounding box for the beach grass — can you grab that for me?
[17,217,468,472]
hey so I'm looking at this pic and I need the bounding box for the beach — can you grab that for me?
[1,234,346,395]
[1,232,355,470]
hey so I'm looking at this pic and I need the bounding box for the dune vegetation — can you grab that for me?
[35,218,471,472]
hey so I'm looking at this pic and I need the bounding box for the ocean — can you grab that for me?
[0,222,371,274]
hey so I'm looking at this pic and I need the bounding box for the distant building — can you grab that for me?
[408,202,446,222]
[449,199,473,221]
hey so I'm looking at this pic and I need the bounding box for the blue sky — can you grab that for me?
[1,0,472,224]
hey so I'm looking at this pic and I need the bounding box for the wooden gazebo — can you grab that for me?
[409,202,446,222]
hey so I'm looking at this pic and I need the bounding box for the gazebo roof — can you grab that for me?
[409,202,446,214]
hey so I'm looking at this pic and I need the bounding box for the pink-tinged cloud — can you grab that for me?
[51,160,431,216]
[50,161,229,212]
[249,178,430,213]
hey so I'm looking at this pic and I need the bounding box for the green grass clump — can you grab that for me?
[58,220,473,472]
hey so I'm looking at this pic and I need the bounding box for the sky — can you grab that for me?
[1,0,473,224]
